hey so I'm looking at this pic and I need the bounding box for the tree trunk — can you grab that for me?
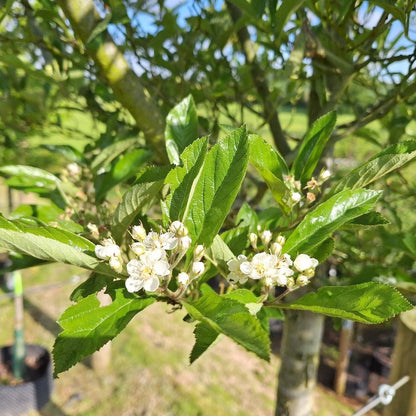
[275,310,324,416]
[384,310,416,416]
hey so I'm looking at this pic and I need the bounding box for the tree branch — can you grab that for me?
[56,0,168,164]
[225,1,291,156]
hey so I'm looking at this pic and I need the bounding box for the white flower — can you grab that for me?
[160,231,178,250]
[282,253,293,267]
[170,221,189,237]
[227,254,249,284]
[291,192,302,203]
[109,256,123,273]
[240,252,278,280]
[132,224,147,241]
[177,272,190,285]
[143,231,178,252]
[126,251,170,292]
[260,230,273,246]
[293,254,318,272]
[191,261,205,277]
[95,239,120,260]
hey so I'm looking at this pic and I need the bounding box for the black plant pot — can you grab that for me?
[0,344,54,416]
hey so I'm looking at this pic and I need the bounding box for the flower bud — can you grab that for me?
[109,256,123,273]
[193,245,205,261]
[294,254,318,272]
[87,223,100,239]
[249,233,258,249]
[260,230,273,246]
[131,242,146,256]
[270,242,282,256]
[191,261,205,277]
[320,169,331,181]
[291,192,302,203]
[132,224,146,241]
[306,192,316,203]
[286,277,295,288]
[178,236,192,252]
[170,221,189,237]
[296,274,309,286]
[177,272,190,285]
[276,235,285,246]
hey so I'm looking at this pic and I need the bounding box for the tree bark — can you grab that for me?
[276,310,324,416]
[56,0,168,164]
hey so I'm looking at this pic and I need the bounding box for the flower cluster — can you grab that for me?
[226,230,318,290]
[95,221,206,295]
[283,168,331,207]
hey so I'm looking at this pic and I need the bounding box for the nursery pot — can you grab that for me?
[0,344,54,416]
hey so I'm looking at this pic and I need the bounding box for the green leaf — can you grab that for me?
[190,322,219,363]
[183,285,270,361]
[70,273,113,302]
[166,137,209,221]
[249,136,291,213]
[86,12,112,44]
[291,111,336,183]
[53,289,155,375]
[236,202,258,234]
[249,134,288,179]
[308,238,335,263]
[91,138,144,172]
[281,283,412,324]
[329,141,416,196]
[41,145,85,163]
[0,215,117,277]
[284,189,382,256]
[202,235,235,283]
[344,212,390,229]
[221,226,250,255]
[168,127,249,247]
[251,0,266,17]
[165,95,199,165]
[274,0,306,38]
[111,165,171,243]
[0,165,61,193]
[94,148,152,201]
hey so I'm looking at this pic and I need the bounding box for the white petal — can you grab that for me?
[95,245,107,259]
[144,276,160,291]
[125,277,143,293]
[177,272,189,285]
[294,254,313,272]
[127,259,142,277]
[239,261,252,275]
[154,260,171,276]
